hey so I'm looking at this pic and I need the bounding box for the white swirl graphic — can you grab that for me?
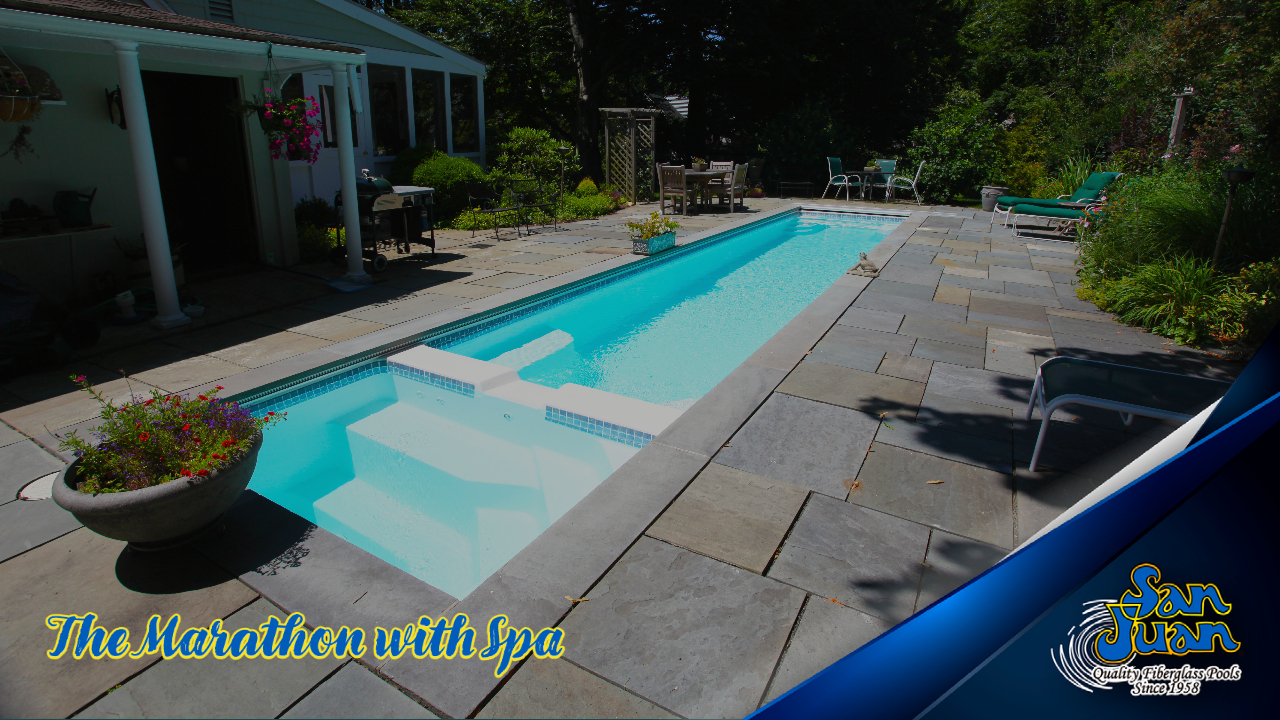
[1051,598,1130,692]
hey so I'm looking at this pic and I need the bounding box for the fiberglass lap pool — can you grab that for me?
[247,209,902,599]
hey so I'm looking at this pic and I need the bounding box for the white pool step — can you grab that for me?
[387,345,683,443]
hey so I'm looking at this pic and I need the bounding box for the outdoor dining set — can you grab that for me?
[656,162,752,216]
[823,158,926,205]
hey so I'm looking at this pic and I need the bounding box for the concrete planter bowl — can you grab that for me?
[53,432,263,547]
[633,231,676,256]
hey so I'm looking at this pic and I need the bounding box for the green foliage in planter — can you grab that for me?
[411,151,488,224]
[294,195,335,229]
[58,379,284,494]
[297,223,339,263]
[624,211,680,241]
[575,177,598,197]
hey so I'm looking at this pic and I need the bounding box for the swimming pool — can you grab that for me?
[248,209,900,598]
[438,211,898,408]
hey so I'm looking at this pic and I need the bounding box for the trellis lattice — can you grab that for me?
[602,109,660,205]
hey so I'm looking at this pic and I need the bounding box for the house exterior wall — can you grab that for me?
[167,0,430,55]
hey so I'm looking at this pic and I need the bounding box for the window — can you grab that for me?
[412,69,446,151]
[450,74,479,154]
[367,64,409,157]
[207,0,234,24]
[280,74,304,103]
[319,85,358,149]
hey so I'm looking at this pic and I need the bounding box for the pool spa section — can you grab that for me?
[247,208,903,599]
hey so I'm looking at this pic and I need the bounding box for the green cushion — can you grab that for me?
[1080,172,1121,191]
[998,196,1067,208]
[1068,188,1101,202]
[1012,203,1085,219]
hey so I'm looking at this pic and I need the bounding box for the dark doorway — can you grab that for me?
[142,71,257,274]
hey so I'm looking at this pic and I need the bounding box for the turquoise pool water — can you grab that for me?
[249,210,898,598]
[441,212,897,408]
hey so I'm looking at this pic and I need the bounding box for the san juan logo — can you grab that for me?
[1052,563,1242,696]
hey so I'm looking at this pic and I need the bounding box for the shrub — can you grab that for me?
[906,89,1005,203]
[294,195,335,228]
[489,127,579,194]
[297,223,338,263]
[575,177,598,197]
[58,379,284,493]
[387,144,438,185]
[412,152,488,224]
[561,193,617,219]
[1096,256,1232,347]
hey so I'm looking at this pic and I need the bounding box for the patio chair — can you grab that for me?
[511,178,555,234]
[995,172,1123,226]
[713,164,750,212]
[822,157,862,201]
[889,160,925,205]
[1024,356,1230,471]
[709,161,734,171]
[658,165,691,216]
[871,159,897,200]
[1010,203,1090,239]
[466,183,520,240]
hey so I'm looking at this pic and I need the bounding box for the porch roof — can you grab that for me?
[0,0,364,57]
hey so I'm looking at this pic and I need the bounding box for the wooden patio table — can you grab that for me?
[684,169,730,214]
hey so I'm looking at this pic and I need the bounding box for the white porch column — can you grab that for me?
[111,41,190,329]
[443,72,454,155]
[332,63,370,281]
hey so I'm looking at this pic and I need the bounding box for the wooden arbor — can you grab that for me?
[601,108,659,205]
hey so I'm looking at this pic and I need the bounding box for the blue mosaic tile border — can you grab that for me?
[545,406,654,449]
[799,209,907,224]
[387,362,475,397]
[250,360,390,415]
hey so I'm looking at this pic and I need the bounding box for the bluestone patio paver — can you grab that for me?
[1046,314,1169,348]
[764,598,894,702]
[0,530,256,719]
[776,361,926,422]
[971,288,1062,308]
[655,363,788,457]
[853,292,969,323]
[0,440,65,502]
[0,421,25,447]
[852,443,1014,548]
[767,495,931,622]
[1002,281,1060,301]
[878,264,943,286]
[131,354,248,393]
[933,285,970,306]
[716,392,880,498]
[969,295,1049,324]
[836,307,904,333]
[925,360,1034,412]
[941,265,990,280]
[988,265,1053,287]
[915,530,1009,610]
[899,315,986,348]
[252,308,388,342]
[0,497,80,561]
[1013,465,1110,544]
[76,599,342,720]
[911,338,987,369]
[467,272,544,288]
[914,392,1014,443]
[345,293,465,326]
[1012,419,1163,480]
[874,418,1014,474]
[940,273,1003,292]
[865,278,938,302]
[478,659,677,720]
[561,537,804,719]
[646,462,809,573]
[820,324,917,356]
[282,662,438,719]
[877,352,933,384]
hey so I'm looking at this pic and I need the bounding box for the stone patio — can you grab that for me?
[0,198,1241,719]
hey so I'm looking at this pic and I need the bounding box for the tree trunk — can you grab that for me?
[564,0,603,180]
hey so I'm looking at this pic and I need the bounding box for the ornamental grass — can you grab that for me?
[57,377,285,494]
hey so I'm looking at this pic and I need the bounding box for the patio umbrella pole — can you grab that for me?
[111,40,191,330]
[333,62,371,282]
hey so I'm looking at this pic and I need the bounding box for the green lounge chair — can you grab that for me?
[995,172,1122,226]
[1025,356,1230,472]
[822,158,863,200]
[1010,203,1089,239]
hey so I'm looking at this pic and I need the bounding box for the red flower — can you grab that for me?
[180,469,192,477]
[267,411,275,416]
[193,438,202,444]
[181,424,191,432]
[135,422,142,428]
[139,432,150,442]
[198,394,208,401]
[197,469,208,477]
[215,385,224,391]
[222,440,235,448]
[74,375,86,383]
[144,399,155,406]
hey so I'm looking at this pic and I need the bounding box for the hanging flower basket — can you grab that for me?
[255,90,323,163]
[0,95,39,123]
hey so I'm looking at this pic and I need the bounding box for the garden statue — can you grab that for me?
[848,253,880,277]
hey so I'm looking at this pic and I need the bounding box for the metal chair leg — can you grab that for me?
[1028,413,1052,472]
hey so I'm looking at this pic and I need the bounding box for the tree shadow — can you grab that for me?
[190,491,318,580]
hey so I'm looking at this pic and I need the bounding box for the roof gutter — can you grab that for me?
[0,8,366,64]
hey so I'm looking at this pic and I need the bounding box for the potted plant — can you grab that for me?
[691,157,707,172]
[52,377,285,547]
[625,211,680,255]
[864,159,879,171]
[0,63,40,123]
